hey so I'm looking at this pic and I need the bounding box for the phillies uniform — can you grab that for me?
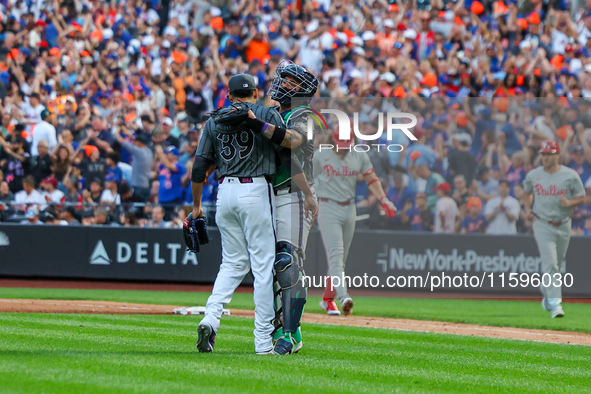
[313,147,373,302]
[523,165,585,310]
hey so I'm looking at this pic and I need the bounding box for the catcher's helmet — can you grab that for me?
[539,140,559,154]
[268,60,318,104]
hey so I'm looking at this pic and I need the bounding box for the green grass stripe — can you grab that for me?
[0,314,590,393]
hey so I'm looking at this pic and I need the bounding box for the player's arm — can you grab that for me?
[292,172,319,222]
[191,125,216,217]
[564,195,585,207]
[363,169,396,217]
[191,157,212,218]
[560,194,585,208]
[561,175,586,208]
[276,147,319,221]
[245,110,305,149]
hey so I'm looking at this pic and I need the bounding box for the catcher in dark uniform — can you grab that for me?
[248,60,326,354]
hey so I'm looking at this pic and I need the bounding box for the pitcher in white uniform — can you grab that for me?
[313,129,397,316]
[523,140,585,318]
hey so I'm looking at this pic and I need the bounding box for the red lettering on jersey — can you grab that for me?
[323,164,359,177]
[534,184,567,196]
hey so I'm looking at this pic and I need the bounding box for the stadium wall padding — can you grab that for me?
[0,224,589,297]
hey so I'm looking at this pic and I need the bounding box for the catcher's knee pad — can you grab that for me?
[274,241,307,334]
[274,241,301,290]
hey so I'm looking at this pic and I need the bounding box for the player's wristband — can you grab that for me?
[270,126,287,145]
[380,196,389,205]
[245,117,268,134]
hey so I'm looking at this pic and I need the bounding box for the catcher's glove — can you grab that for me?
[183,213,210,253]
[209,102,251,134]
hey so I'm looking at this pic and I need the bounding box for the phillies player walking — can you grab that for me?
[523,140,585,318]
[313,130,396,316]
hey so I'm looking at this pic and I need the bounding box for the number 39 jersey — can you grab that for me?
[195,103,284,178]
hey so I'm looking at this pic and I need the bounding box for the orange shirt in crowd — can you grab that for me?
[174,76,186,109]
[375,32,397,56]
[246,40,270,64]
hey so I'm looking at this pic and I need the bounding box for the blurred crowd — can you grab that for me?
[0,0,590,234]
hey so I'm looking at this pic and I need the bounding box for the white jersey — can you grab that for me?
[434,196,459,234]
[313,149,373,202]
[31,121,57,156]
[43,189,65,204]
[484,196,520,235]
[523,165,585,223]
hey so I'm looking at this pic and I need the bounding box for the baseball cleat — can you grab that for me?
[320,300,341,315]
[551,305,565,318]
[273,336,294,355]
[341,298,354,316]
[292,326,303,353]
[541,298,552,311]
[292,340,303,354]
[256,348,276,355]
[196,323,216,353]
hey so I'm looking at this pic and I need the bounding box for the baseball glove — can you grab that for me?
[183,213,210,253]
[209,102,251,134]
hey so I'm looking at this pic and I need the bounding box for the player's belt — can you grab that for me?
[533,213,567,227]
[219,176,268,184]
[319,198,352,206]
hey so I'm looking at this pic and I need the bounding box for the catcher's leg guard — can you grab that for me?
[274,241,307,334]
[272,280,283,336]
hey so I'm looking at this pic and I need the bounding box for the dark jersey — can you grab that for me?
[274,106,322,191]
[195,103,283,178]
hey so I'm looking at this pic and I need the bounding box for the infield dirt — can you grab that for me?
[1,298,590,346]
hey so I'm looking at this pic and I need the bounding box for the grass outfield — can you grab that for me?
[1,287,591,334]
[0,313,590,393]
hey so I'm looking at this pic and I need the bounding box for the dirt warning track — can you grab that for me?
[1,298,590,346]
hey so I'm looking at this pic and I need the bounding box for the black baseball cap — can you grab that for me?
[140,114,153,123]
[136,132,150,144]
[59,206,77,217]
[228,74,256,93]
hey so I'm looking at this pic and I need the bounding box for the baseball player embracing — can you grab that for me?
[192,74,287,354]
[523,140,586,318]
[247,60,323,355]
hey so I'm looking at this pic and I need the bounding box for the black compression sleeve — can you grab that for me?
[191,157,211,183]
[270,127,287,145]
[244,117,267,134]
[245,117,286,144]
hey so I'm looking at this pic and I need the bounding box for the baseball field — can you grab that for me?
[1,281,590,393]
